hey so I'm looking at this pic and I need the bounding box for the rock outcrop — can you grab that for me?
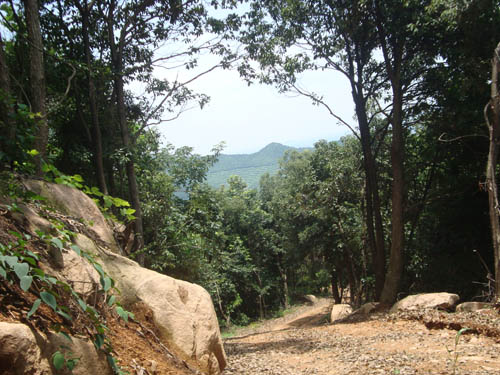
[390,292,460,313]
[0,322,112,375]
[330,304,353,322]
[8,179,226,374]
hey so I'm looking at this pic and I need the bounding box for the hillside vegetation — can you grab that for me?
[206,143,309,189]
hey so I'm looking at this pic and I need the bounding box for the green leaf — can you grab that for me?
[20,275,33,291]
[0,267,6,279]
[101,276,112,292]
[50,238,63,250]
[14,262,29,279]
[93,263,105,278]
[77,298,87,311]
[26,251,39,261]
[115,306,130,322]
[32,268,45,277]
[107,354,119,371]
[66,358,78,371]
[70,244,81,256]
[52,351,65,370]
[22,256,37,266]
[4,255,18,267]
[40,291,57,310]
[94,334,104,349]
[103,195,113,208]
[27,299,41,319]
[57,309,72,321]
[107,295,116,306]
[111,196,130,207]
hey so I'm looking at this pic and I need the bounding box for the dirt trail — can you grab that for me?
[223,299,500,374]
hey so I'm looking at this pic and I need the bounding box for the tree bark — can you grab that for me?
[330,271,341,304]
[0,32,15,164]
[77,0,108,194]
[380,77,405,305]
[277,259,289,309]
[355,95,386,300]
[107,0,145,264]
[486,42,500,302]
[374,0,406,305]
[23,0,47,175]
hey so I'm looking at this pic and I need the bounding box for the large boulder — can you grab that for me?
[22,179,120,253]
[330,304,353,322]
[20,179,227,374]
[0,322,111,375]
[390,293,460,313]
[0,322,48,375]
[100,248,227,373]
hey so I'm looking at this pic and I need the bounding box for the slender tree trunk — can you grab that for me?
[277,260,289,309]
[380,78,405,305]
[79,0,108,194]
[330,271,341,304]
[115,73,145,263]
[23,0,47,175]
[486,42,500,301]
[355,96,386,300]
[107,1,145,264]
[0,32,15,164]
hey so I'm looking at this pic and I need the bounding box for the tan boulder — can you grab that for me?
[390,293,460,313]
[330,304,353,322]
[21,179,227,374]
[22,179,120,253]
[44,331,113,375]
[0,322,49,375]
[456,302,492,312]
[0,322,112,375]
[100,249,227,373]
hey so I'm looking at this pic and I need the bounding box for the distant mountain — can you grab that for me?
[206,142,309,190]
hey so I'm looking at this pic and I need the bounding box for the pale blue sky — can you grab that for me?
[151,62,354,155]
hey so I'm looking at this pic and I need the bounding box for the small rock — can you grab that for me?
[330,304,353,322]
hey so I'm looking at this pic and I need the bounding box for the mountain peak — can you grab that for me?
[206,142,307,189]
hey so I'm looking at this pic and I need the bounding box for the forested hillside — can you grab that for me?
[206,142,309,189]
[1,0,500,347]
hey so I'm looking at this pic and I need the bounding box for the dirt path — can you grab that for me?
[223,299,500,374]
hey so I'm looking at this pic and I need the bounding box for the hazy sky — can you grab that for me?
[150,58,355,155]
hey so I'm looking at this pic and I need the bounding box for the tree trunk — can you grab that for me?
[277,260,289,309]
[107,1,145,264]
[330,271,341,304]
[115,73,145,264]
[23,0,47,176]
[355,95,386,300]
[486,42,500,302]
[380,78,405,305]
[79,0,108,194]
[0,32,15,165]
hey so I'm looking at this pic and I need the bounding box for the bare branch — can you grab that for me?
[438,132,488,143]
[291,83,361,141]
